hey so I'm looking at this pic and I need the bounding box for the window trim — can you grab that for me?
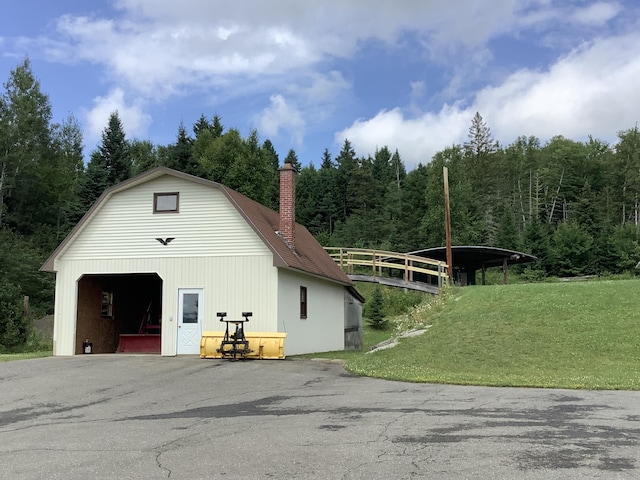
[153,192,180,214]
[300,286,307,319]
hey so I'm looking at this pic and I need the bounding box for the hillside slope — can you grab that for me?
[347,279,640,390]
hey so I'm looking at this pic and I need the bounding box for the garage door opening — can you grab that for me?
[75,273,163,354]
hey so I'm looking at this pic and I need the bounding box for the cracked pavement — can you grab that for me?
[0,355,638,479]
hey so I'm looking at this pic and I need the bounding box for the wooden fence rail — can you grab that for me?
[324,247,449,289]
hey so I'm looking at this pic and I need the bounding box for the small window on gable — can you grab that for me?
[154,192,179,213]
[300,286,308,319]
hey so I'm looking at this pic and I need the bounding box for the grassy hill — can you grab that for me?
[344,279,640,390]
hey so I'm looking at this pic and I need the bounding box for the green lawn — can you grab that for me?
[339,279,640,390]
[0,351,52,362]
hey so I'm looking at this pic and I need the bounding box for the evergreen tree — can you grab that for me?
[211,114,224,138]
[465,111,497,158]
[164,124,200,176]
[335,139,358,220]
[284,148,301,171]
[101,112,131,185]
[193,114,212,139]
[372,146,393,185]
[366,286,387,330]
[296,164,323,234]
[397,164,429,251]
[551,221,593,276]
[261,139,280,210]
[193,114,224,140]
[50,114,85,240]
[320,148,334,169]
[316,150,339,239]
[523,216,552,273]
[80,111,131,210]
[0,276,25,350]
[495,205,520,251]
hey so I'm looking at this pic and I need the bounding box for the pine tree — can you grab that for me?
[284,148,301,171]
[261,139,280,210]
[212,115,224,138]
[320,148,334,169]
[495,205,520,251]
[465,111,497,159]
[50,114,85,240]
[366,286,387,330]
[80,111,131,210]
[164,124,200,176]
[193,114,211,138]
[335,139,358,220]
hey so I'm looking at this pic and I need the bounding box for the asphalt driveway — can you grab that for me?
[0,355,638,479]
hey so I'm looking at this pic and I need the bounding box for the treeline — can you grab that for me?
[296,113,640,283]
[1,59,640,349]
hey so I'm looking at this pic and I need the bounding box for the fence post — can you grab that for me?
[372,250,376,277]
[404,254,408,283]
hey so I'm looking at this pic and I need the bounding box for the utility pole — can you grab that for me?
[443,166,453,283]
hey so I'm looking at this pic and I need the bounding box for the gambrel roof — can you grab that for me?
[41,167,353,287]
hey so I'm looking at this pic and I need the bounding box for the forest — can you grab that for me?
[1,58,640,350]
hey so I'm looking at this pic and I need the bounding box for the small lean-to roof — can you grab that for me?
[41,167,353,287]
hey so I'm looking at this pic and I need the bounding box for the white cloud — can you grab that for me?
[337,106,469,169]
[253,94,305,145]
[6,0,635,161]
[36,0,544,101]
[83,88,152,143]
[337,32,640,170]
[571,1,622,25]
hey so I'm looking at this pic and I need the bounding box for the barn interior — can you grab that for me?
[75,273,163,354]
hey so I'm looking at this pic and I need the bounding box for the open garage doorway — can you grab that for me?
[75,273,163,354]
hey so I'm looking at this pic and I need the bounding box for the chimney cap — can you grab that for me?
[279,162,297,172]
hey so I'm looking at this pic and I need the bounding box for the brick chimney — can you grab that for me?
[279,162,296,250]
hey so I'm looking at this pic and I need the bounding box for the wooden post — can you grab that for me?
[372,251,376,277]
[482,265,486,285]
[443,167,453,283]
[404,255,408,283]
[23,295,29,318]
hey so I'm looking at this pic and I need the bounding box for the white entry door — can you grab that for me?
[177,288,203,354]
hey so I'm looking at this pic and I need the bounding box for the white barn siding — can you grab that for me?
[277,269,345,356]
[51,176,282,356]
[52,268,79,356]
[60,177,267,261]
[52,256,278,356]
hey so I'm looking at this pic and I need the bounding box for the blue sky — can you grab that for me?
[1,0,639,170]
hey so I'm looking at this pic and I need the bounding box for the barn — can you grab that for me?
[40,164,363,357]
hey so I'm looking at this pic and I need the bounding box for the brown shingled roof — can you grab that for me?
[41,167,353,287]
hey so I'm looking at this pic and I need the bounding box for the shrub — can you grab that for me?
[0,279,28,351]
